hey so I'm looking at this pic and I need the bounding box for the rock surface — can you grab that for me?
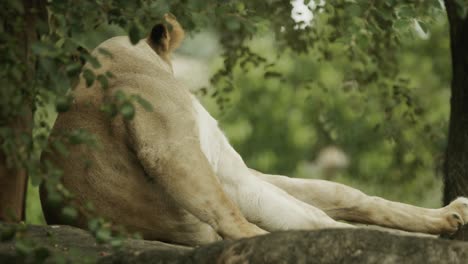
[1,224,468,263]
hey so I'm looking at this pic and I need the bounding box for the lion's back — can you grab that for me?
[40,35,220,245]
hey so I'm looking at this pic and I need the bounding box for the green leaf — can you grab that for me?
[98,47,113,58]
[416,20,428,35]
[129,23,141,45]
[31,42,53,56]
[55,37,66,48]
[86,55,102,69]
[114,90,126,102]
[88,218,102,232]
[52,141,69,156]
[30,168,42,186]
[236,2,246,13]
[55,95,72,112]
[134,95,153,111]
[110,239,123,248]
[0,226,16,241]
[46,191,63,209]
[105,71,115,78]
[120,102,135,120]
[264,71,282,78]
[69,130,84,145]
[100,103,118,118]
[96,229,112,243]
[83,69,96,87]
[15,240,34,255]
[66,62,82,77]
[61,206,78,223]
[85,201,95,211]
[97,75,109,90]
[347,4,362,17]
[455,0,468,19]
[226,18,241,31]
[393,19,411,33]
[34,247,51,262]
[397,5,415,19]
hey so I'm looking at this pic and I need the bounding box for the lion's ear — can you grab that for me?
[149,23,169,52]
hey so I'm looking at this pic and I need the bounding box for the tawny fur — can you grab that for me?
[41,16,468,246]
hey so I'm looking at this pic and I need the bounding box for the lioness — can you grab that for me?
[41,15,468,246]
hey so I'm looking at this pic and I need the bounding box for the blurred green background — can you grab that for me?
[26,8,450,224]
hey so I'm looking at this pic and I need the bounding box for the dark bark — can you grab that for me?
[0,151,28,222]
[2,225,468,264]
[443,0,468,241]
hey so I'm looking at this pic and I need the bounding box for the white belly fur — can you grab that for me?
[190,95,246,187]
[190,95,224,173]
[190,95,333,230]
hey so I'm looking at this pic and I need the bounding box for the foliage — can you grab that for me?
[194,0,450,205]
[203,13,450,206]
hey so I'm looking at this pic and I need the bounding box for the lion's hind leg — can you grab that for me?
[123,84,266,241]
[252,170,468,235]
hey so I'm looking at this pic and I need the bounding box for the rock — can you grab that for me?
[187,229,468,264]
[2,224,468,263]
[0,224,189,263]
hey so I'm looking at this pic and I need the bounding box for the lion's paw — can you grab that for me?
[440,197,468,234]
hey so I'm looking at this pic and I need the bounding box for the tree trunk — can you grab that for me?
[443,0,468,240]
[0,143,28,222]
[0,0,47,222]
